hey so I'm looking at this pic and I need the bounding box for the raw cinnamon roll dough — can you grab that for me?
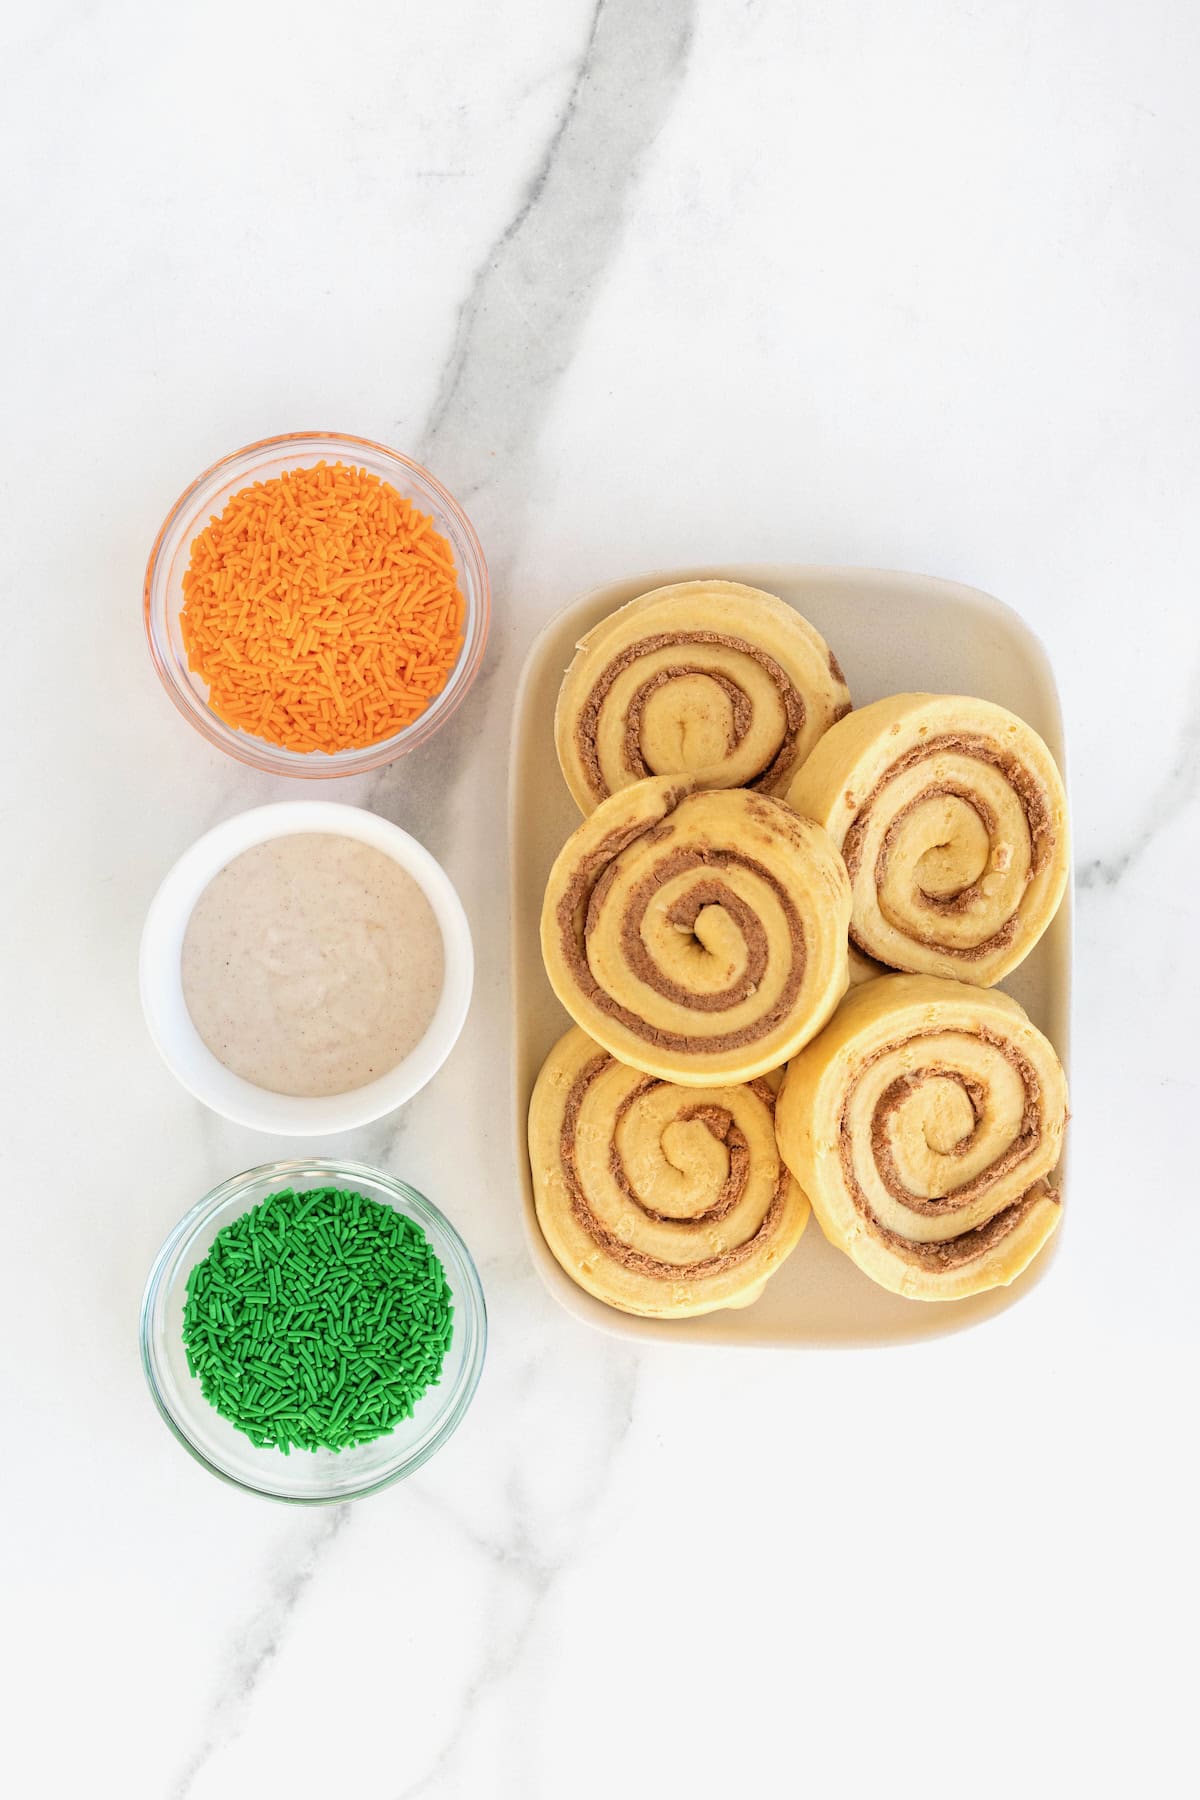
[847,943,886,988]
[785,693,1069,986]
[529,1025,809,1317]
[775,974,1067,1301]
[555,580,851,814]
[540,775,852,1086]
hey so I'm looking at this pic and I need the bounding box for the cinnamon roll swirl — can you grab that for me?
[775,974,1067,1300]
[540,776,852,1085]
[529,1026,809,1317]
[555,580,851,814]
[785,693,1069,985]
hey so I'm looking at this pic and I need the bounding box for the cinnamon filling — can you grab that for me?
[557,822,807,1051]
[875,785,1000,912]
[838,1028,1051,1268]
[559,1054,787,1280]
[622,666,752,778]
[843,734,1055,962]
[616,860,771,1012]
[609,1083,748,1226]
[865,1182,1056,1271]
[574,631,807,799]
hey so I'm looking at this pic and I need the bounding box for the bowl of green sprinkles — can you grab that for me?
[140,1160,486,1502]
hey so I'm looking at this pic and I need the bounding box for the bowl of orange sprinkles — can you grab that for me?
[145,434,489,775]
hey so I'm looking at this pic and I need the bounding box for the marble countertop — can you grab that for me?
[5,3,1197,1796]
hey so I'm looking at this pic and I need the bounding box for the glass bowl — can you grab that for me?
[140,1160,487,1502]
[144,432,490,777]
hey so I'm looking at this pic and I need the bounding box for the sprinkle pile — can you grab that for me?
[182,1186,454,1455]
[180,461,466,754]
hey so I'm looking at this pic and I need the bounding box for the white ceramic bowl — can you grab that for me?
[140,802,473,1132]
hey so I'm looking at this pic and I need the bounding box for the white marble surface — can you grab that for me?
[3,2,1198,1795]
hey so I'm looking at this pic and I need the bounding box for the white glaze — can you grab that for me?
[182,834,444,1097]
[140,801,473,1135]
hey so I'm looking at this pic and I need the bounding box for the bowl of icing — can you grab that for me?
[139,802,473,1132]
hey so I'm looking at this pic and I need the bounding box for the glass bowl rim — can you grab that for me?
[143,430,491,778]
[139,1157,487,1503]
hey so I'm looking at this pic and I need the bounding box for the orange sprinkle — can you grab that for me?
[180,460,468,753]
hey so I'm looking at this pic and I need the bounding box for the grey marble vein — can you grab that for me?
[1077,659,1200,891]
[170,1506,351,1799]
[417,0,696,509]
[364,0,696,869]
[396,1356,640,1800]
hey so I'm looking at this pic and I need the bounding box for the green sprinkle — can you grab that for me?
[180,1186,455,1458]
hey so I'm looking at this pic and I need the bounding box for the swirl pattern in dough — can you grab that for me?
[529,1025,809,1317]
[540,775,852,1085]
[775,974,1067,1300]
[785,693,1069,986]
[555,580,851,814]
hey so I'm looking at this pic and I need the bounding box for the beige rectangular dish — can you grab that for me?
[509,566,1072,1347]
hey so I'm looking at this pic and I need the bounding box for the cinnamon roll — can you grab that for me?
[555,580,851,814]
[529,1025,809,1317]
[540,775,852,1085]
[847,944,886,988]
[775,974,1067,1300]
[785,693,1069,985]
